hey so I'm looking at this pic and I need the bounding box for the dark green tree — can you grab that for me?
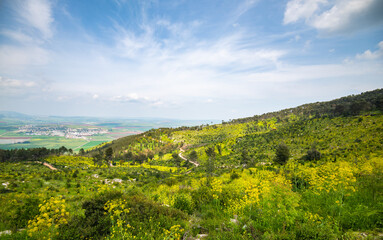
[79,148,85,156]
[105,147,113,167]
[205,147,216,177]
[189,150,198,162]
[274,143,290,165]
[124,152,133,161]
[240,149,250,166]
[305,148,321,161]
[172,152,181,168]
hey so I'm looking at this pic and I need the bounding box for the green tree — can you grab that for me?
[172,152,181,168]
[189,150,198,162]
[92,153,103,167]
[305,147,321,161]
[240,149,250,166]
[274,143,290,165]
[79,148,85,156]
[205,147,216,177]
[105,147,113,167]
[158,151,164,160]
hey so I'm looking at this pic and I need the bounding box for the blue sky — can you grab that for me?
[0,0,382,120]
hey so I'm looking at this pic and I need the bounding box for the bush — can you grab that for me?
[173,193,193,214]
[274,143,290,165]
[305,148,321,161]
[11,197,40,232]
[122,195,188,238]
[58,191,122,240]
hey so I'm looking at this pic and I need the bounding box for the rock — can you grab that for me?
[0,230,11,236]
[112,178,123,184]
[197,234,208,239]
[230,218,239,225]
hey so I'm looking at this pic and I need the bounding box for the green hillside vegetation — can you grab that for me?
[0,89,382,239]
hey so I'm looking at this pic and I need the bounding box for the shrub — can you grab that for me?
[274,143,290,165]
[305,148,321,161]
[172,193,193,214]
[11,197,40,232]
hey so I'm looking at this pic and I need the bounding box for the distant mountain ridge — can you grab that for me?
[0,111,35,121]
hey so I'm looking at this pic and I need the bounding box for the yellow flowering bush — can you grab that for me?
[27,196,69,239]
[287,161,357,194]
[162,224,184,240]
[104,198,133,240]
[210,178,223,199]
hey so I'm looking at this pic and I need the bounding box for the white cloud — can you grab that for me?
[356,41,383,60]
[14,0,54,40]
[245,62,382,83]
[110,93,160,105]
[284,0,383,34]
[233,0,259,20]
[284,0,326,25]
[0,76,40,97]
[0,76,36,88]
[0,45,50,70]
[0,30,37,44]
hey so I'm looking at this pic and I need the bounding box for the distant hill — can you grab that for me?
[0,111,35,121]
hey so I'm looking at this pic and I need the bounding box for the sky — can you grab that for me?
[0,0,382,120]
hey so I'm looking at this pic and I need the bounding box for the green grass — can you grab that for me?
[0,136,87,150]
[75,141,109,150]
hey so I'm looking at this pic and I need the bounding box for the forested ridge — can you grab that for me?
[0,89,382,239]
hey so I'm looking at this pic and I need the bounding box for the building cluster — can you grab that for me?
[18,125,108,139]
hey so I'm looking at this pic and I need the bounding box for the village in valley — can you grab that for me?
[17,125,109,139]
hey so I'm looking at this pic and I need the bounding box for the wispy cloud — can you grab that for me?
[13,0,54,40]
[284,0,383,34]
[0,0,381,119]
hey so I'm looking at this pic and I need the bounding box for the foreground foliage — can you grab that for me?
[1,90,383,239]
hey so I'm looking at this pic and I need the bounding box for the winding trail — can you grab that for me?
[35,161,58,171]
[179,147,199,167]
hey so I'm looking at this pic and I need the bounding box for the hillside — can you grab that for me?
[92,89,383,167]
[0,89,382,239]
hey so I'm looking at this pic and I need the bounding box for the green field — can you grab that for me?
[74,140,109,150]
[0,136,88,150]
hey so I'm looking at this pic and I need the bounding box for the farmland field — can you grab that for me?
[0,114,213,151]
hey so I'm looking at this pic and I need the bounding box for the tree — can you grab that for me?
[240,149,250,167]
[79,148,85,156]
[158,151,164,160]
[125,152,133,161]
[189,150,198,162]
[137,153,146,165]
[205,147,216,177]
[147,151,154,161]
[105,147,113,167]
[172,152,181,168]
[105,147,113,160]
[305,148,321,161]
[274,143,290,165]
[92,153,103,167]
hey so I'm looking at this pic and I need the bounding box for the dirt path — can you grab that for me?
[179,147,199,167]
[35,161,58,171]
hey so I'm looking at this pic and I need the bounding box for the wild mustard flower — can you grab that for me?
[27,196,69,239]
